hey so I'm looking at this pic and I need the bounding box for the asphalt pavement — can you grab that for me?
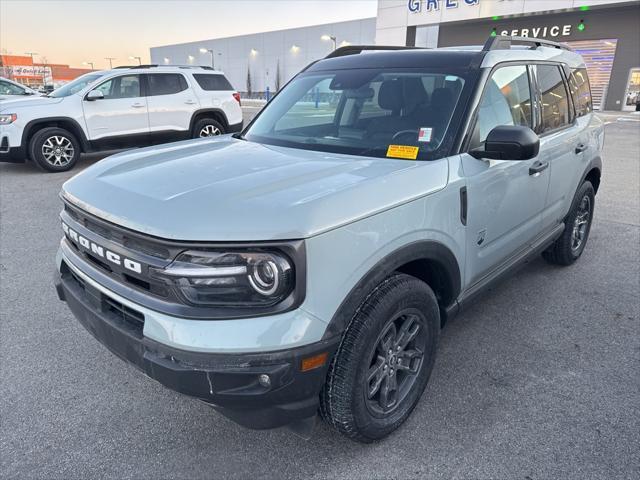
[1,113,638,479]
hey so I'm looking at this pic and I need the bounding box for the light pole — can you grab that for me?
[25,52,38,88]
[83,61,95,70]
[321,35,337,50]
[104,57,115,69]
[128,56,142,66]
[200,48,215,69]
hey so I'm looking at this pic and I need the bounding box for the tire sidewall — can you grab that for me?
[564,181,595,261]
[192,118,225,138]
[30,127,80,172]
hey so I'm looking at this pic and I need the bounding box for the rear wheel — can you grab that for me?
[192,118,225,138]
[29,127,80,172]
[543,181,595,266]
[320,273,439,443]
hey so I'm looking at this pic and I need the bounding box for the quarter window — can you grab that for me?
[470,65,533,149]
[147,73,188,96]
[535,65,570,132]
[568,68,593,117]
[193,74,234,91]
[94,75,141,99]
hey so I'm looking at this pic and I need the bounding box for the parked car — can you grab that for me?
[0,77,40,100]
[54,37,603,442]
[0,65,242,171]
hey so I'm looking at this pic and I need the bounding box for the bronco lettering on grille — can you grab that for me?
[62,222,142,274]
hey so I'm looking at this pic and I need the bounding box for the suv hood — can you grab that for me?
[0,95,61,110]
[62,137,449,241]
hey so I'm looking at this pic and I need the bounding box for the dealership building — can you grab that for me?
[0,55,93,89]
[150,0,640,110]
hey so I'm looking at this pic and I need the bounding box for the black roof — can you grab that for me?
[306,49,482,72]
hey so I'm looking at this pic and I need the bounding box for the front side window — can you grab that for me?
[0,80,26,95]
[193,74,233,91]
[470,65,533,149]
[568,68,592,117]
[244,68,467,160]
[147,73,188,96]
[49,73,104,98]
[93,75,141,99]
[535,64,570,132]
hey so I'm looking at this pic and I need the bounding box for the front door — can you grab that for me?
[83,74,149,141]
[462,64,550,287]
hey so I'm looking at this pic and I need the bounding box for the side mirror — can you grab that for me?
[85,90,104,101]
[470,125,539,160]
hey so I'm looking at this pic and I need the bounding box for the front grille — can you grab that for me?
[63,203,171,259]
[63,261,145,337]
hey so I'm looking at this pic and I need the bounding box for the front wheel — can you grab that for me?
[320,273,440,442]
[29,127,80,172]
[543,181,595,265]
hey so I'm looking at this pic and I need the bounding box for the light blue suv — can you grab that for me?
[55,36,603,442]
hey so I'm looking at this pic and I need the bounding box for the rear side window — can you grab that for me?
[147,73,188,96]
[193,74,234,91]
[534,65,570,132]
[568,68,593,117]
[470,65,533,149]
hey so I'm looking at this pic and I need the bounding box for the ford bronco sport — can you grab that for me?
[55,37,603,442]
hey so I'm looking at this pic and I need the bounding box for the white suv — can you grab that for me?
[0,66,243,171]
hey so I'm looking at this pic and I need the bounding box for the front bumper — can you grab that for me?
[55,262,339,430]
[0,146,26,163]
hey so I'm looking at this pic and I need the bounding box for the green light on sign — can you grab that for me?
[579,5,590,11]
[492,15,500,21]
[490,28,497,37]
[578,20,586,31]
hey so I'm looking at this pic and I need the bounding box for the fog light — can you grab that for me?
[258,374,271,388]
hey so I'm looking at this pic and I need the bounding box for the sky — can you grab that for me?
[0,0,378,68]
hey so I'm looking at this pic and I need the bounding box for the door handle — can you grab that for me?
[131,102,145,108]
[529,160,549,176]
[575,143,588,154]
[184,100,197,105]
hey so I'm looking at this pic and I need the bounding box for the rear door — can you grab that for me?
[83,74,149,140]
[145,73,198,133]
[532,64,589,231]
[462,64,550,286]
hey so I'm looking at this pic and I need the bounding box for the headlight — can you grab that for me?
[0,114,17,125]
[150,250,294,308]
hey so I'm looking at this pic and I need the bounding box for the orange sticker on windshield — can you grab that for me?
[386,145,419,160]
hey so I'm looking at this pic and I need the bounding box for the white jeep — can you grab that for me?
[0,65,242,171]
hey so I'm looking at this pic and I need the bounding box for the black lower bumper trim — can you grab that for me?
[56,263,338,430]
[0,146,26,163]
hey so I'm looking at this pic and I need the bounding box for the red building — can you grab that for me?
[0,55,93,88]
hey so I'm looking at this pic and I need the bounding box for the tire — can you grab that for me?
[192,118,225,138]
[542,181,595,266]
[320,273,440,443]
[29,127,80,172]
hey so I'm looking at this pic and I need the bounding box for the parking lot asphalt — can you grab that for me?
[1,113,638,479]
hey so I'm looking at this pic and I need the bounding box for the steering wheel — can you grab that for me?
[392,129,419,143]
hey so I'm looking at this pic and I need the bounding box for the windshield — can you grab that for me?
[49,73,105,98]
[244,68,467,160]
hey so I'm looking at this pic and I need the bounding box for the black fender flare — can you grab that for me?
[22,117,90,153]
[579,155,602,193]
[322,240,461,339]
[189,108,230,132]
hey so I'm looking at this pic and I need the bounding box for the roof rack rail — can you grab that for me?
[114,64,159,69]
[483,35,572,52]
[324,45,425,59]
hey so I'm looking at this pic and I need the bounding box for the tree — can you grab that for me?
[246,62,252,96]
[275,58,281,91]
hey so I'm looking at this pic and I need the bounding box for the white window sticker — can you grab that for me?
[418,127,433,143]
